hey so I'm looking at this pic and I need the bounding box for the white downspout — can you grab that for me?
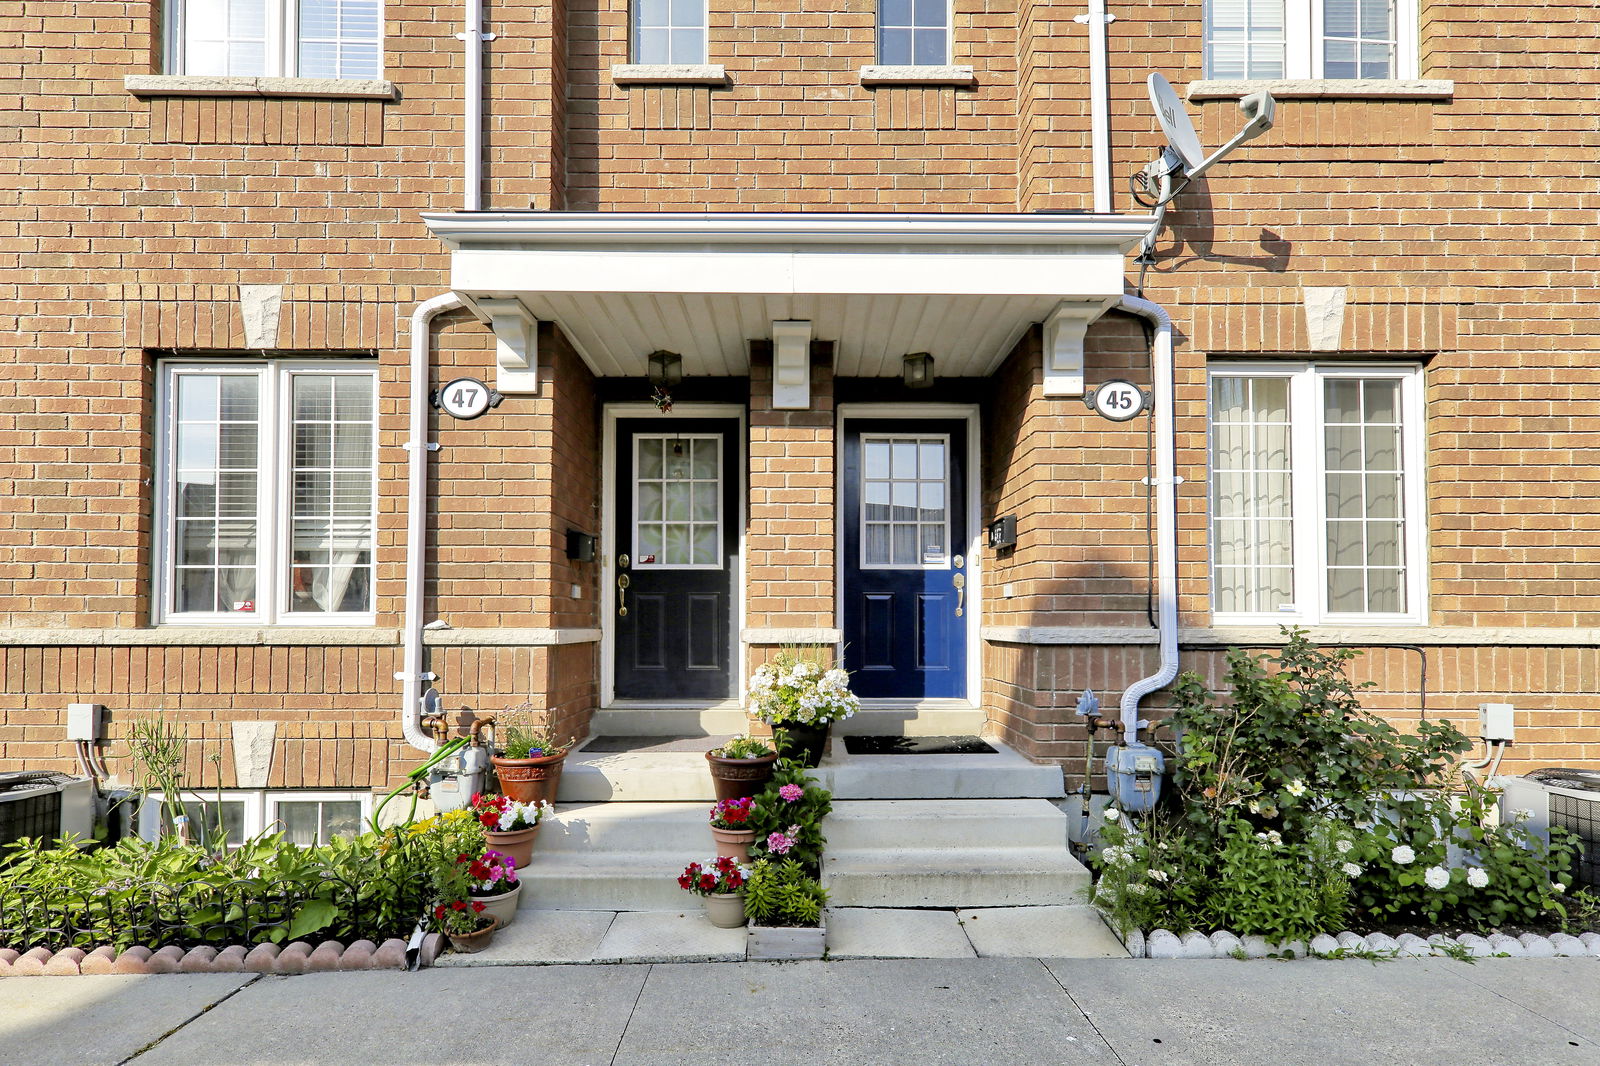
[1116,293,1177,745]
[401,293,464,753]
[1085,0,1114,213]
[459,0,491,210]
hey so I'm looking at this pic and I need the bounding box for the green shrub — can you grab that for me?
[745,759,832,871]
[743,858,828,927]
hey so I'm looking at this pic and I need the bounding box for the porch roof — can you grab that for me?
[421,211,1155,380]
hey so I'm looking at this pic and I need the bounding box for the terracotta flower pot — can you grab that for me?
[710,825,757,862]
[705,750,779,801]
[703,891,747,929]
[775,722,830,768]
[485,825,540,870]
[447,915,500,954]
[472,883,521,930]
[491,750,567,805]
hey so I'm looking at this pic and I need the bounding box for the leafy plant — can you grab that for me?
[494,706,570,760]
[747,650,859,727]
[709,735,775,760]
[743,858,828,926]
[746,761,832,870]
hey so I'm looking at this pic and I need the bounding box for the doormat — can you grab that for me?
[583,735,734,753]
[842,735,997,755]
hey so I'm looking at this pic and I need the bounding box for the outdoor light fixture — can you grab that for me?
[647,350,684,387]
[902,352,935,389]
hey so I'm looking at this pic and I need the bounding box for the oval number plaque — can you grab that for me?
[437,377,495,420]
[1090,379,1148,422]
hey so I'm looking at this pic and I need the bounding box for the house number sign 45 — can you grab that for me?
[1088,379,1149,422]
[433,377,503,420]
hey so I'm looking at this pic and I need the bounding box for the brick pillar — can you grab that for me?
[745,342,837,656]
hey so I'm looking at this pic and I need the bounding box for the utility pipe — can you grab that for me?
[1116,293,1177,745]
[402,293,464,754]
[460,0,489,211]
[1085,0,1113,213]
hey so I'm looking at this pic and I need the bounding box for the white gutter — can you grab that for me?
[401,293,464,754]
[459,0,491,211]
[1116,293,1178,745]
[422,210,1155,248]
[1085,0,1113,213]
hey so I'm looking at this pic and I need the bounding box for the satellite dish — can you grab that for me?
[1132,71,1277,259]
[1147,73,1205,173]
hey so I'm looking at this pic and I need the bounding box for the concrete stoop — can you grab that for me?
[503,722,1104,958]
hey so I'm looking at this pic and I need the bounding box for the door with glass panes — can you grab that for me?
[842,419,968,699]
[612,419,738,700]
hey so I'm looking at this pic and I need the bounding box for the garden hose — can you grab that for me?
[369,736,471,833]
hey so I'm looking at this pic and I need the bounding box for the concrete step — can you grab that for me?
[822,847,1092,908]
[540,801,710,854]
[557,742,1063,803]
[824,799,1068,851]
[587,702,989,740]
[515,851,694,911]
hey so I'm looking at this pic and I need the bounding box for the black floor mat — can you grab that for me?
[843,735,997,755]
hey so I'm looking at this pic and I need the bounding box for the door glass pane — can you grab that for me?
[635,435,720,568]
[859,434,951,568]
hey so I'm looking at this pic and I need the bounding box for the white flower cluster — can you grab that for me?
[747,655,860,726]
[1100,845,1134,867]
[1390,845,1415,866]
[495,799,554,832]
[1424,865,1451,891]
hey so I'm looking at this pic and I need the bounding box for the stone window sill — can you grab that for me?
[1187,78,1453,101]
[611,64,729,86]
[124,75,398,100]
[860,65,976,87]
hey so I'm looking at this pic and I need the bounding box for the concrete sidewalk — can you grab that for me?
[3,957,1596,1066]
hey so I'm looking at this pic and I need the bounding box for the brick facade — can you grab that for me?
[2,1,1597,799]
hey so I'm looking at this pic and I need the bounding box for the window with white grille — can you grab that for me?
[165,0,381,78]
[1204,0,1417,80]
[1208,363,1425,625]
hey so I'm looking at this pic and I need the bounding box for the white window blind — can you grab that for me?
[167,0,381,78]
[1205,0,1410,80]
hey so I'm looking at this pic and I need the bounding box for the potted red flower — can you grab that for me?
[469,792,555,869]
[677,856,751,929]
[708,796,757,861]
[463,848,521,930]
[433,897,498,953]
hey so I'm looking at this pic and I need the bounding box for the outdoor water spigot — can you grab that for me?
[470,714,497,748]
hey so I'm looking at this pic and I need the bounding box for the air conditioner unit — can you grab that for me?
[1499,768,1600,888]
[0,772,95,848]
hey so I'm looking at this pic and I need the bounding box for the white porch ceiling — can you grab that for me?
[423,212,1156,379]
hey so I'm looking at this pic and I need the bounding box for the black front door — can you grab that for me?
[613,418,738,700]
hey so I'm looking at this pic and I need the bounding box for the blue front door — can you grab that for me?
[842,418,968,699]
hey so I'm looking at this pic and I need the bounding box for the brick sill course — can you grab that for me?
[1187,78,1454,101]
[124,75,398,100]
[859,65,976,87]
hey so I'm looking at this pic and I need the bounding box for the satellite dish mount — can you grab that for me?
[1132,73,1276,261]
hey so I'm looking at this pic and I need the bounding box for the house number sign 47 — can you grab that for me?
[1088,379,1149,422]
[433,377,503,420]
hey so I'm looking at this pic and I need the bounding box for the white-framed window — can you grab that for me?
[1207,362,1426,625]
[164,0,382,78]
[155,360,378,626]
[1204,0,1417,80]
[138,791,371,847]
[631,0,707,64]
[877,0,952,66]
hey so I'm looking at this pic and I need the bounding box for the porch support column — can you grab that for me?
[745,338,838,666]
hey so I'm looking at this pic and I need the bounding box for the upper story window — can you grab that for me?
[1207,362,1425,626]
[165,0,381,78]
[878,0,951,66]
[156,361,378,626]
[1204,0,1416,80]
[632,0,707,64]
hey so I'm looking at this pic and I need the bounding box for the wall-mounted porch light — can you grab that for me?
[902,352,935,389]
[647,350,684,387]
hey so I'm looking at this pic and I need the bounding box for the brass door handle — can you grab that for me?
[952,572,965,617]
[617,573,630,618]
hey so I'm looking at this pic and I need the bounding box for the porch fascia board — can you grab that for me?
[422,211,1156,382]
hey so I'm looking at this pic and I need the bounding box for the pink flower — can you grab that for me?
[766,831,794,854]
[779,784,803,803]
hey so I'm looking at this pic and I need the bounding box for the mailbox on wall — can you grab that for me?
[987,515,1017,551]
[566,530,596,562]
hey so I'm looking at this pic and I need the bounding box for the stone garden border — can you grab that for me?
[1124,928,1600,960]
[0,936,444,976]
